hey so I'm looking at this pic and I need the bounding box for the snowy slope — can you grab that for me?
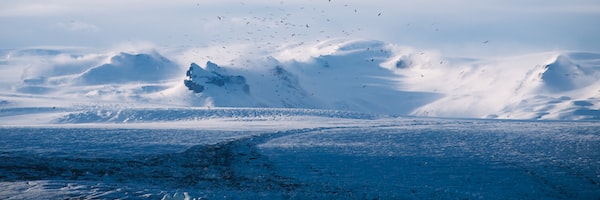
[0,48,181,106]
[407,51,600,120]
[77,52,178,85]
[180,40,439,115]
[179,40,600,120]
[1,41,600,199]
[1,39,600,121]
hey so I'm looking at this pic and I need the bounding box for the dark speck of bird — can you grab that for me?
[378,13,382,16]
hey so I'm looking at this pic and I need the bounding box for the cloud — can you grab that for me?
[0,0,200,17]
[0,2,70,17]
[1,0,598,54]
[53,21,99,32]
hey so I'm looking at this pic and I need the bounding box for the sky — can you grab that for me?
[1,0,600,56]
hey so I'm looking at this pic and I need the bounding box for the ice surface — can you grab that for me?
[1,118,599,199]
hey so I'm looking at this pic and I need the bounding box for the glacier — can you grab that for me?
[1,117,599,199]
[2,0,599,198]
[1,39,600,199]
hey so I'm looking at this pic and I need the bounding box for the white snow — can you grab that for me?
[1,39,599,121]
[0,43,600,199]
[0,86,599,197]
[1,36,600,200]
[2,0,600,198]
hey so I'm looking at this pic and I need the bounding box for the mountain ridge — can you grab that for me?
[1,39,599,121]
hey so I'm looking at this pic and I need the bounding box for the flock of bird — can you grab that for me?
[197,1,388,53]
[184,1,488,68]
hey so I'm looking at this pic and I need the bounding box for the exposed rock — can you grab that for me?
[184,62,250,94]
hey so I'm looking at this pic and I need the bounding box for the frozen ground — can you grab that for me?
[0,112,599,199]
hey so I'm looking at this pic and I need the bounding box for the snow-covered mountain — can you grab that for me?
[179,39,600,120]
[407,51,600,120]
[180,40,439,114]
[1,39,599,122]
[78,52,178,85]
[2,41,600,199]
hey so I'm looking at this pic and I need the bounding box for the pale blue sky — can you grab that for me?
[1,0,599,55]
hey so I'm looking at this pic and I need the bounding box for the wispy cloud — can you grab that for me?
[53,21,99,32]
[0,3,70,17]
[0,0,598,54]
